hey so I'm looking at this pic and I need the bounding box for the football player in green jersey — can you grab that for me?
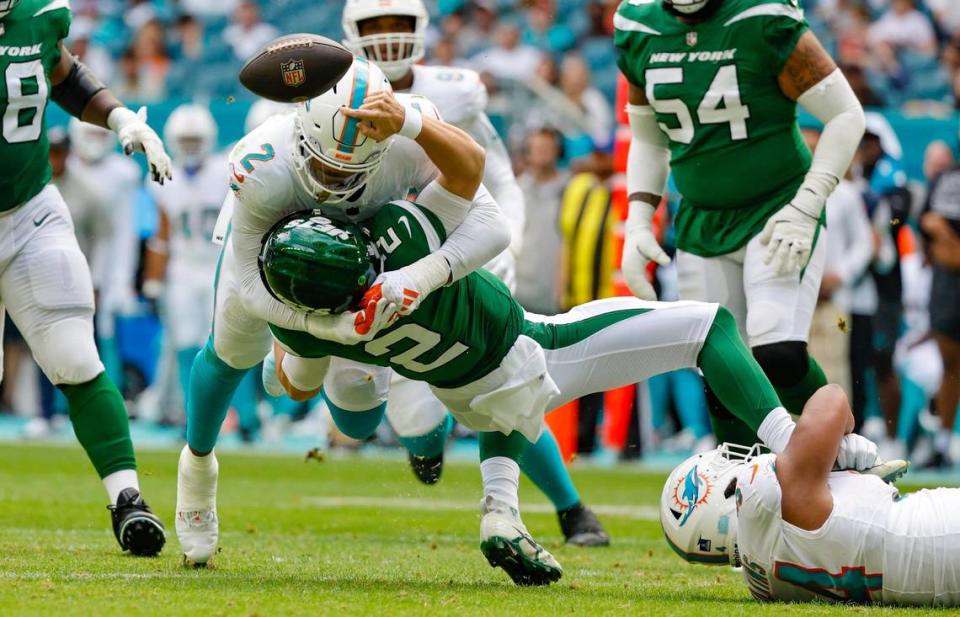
[258,194,883,585]
[614,0,866,446]
[0,0,172,555]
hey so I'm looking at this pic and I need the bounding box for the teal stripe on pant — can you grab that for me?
[398,414,453,457]
[518,429,581,511]
[324,388,386,440]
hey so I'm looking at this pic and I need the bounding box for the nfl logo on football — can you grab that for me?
[686,32,698,46]
[281,58,306,87]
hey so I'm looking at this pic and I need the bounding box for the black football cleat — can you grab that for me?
[558,503,610,547]
[408,452,444,485]
[108,488,166,557]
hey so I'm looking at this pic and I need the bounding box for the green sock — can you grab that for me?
[774,356,828,415]
[698,307,782,436]
[479,430,530,461]
[61,372,136,478]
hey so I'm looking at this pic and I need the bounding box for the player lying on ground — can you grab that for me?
[178,57,511,566]
[336,0,608,546]
[615,0,866,446]
[660,386,960,606]
[258,198,882,586]
[0,0,172,555]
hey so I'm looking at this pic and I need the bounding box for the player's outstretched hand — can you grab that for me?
[622,201,669,300]
[760,202,820,276]
[107,106,173,184]
[340,91,406,142]
[306,287,398,345]
[835,433,880,471]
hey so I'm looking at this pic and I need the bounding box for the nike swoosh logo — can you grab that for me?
[32,212,51,227]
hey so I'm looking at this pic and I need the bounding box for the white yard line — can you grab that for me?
[300,495,659,520]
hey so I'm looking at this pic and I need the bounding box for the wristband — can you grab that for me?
[398,104,423,140]
[756,407,796,454]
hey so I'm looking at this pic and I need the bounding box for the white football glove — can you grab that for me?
[305,289,398,345]
[759,199,822,277]
[375,254,450,317]
[107,106,173,184]
[835,433,881,471]
[622,201,669,300]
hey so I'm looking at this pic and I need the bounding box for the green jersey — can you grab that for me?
[614,0,812,257]
[0,0,70,212]
[271,201,524,389]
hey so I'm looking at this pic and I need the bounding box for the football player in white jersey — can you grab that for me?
[177,56,511,566]
[340,0,609,547]
[67,119,141,387]
[143,103,260,437]
[660,385,960,606]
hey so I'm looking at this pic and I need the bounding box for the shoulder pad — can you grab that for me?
[614,0,664,37]
[410,65,487,126]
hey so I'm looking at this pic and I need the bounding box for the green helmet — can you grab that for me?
[258,211,379,314]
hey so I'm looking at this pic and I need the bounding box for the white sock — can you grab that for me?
[757,407,796,454]
[935,429,952,454]
[177,445,219,512]
[103,469,139,505]
[480,456,520,512]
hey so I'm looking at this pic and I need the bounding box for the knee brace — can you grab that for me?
[37,318,104,385]
[751,341,809,388]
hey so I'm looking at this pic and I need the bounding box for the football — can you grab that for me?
[238,33,354,103]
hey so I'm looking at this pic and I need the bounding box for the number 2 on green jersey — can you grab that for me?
[645,65,751,144]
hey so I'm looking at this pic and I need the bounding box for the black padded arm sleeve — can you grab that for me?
[51,59,107,119]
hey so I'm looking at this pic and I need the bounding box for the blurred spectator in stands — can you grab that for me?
[68,15,114,84]
[924,141,956,185]
[559,54,613,148]
[842,63,886,107]
[224,1,280,61]
[472,22,544,85]
[515,127,568,315]
[170,14,205,62]
[536,55,560,87]
[112,23,169,104]
[928,0,960,34]
[920,143,960,467]
[180,0,241,18]
[834,5,873,66]
[806,126,876,431]
[124,0,156,31]
[522,0,576,54]
[869,0,938,68]
[429,35,468,69]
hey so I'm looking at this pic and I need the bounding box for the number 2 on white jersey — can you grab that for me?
[645,65,751,144]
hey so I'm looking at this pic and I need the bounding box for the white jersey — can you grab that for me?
[407,64,525,256]
[68,153,141,316]
[148,154,229,277]
[736,453,960,606]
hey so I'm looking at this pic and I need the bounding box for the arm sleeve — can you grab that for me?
[474,117,525,256]
[417,181,511,282]
[793,70,866,216]
[228,187,309,333]
[626,103,671,198]
[832,193,874,285]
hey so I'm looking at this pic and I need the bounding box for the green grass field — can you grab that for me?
[0,443,941,616]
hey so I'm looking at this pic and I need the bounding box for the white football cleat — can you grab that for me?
[176,445,219,566]
[864,459,910,484]
[479,496,562,586]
